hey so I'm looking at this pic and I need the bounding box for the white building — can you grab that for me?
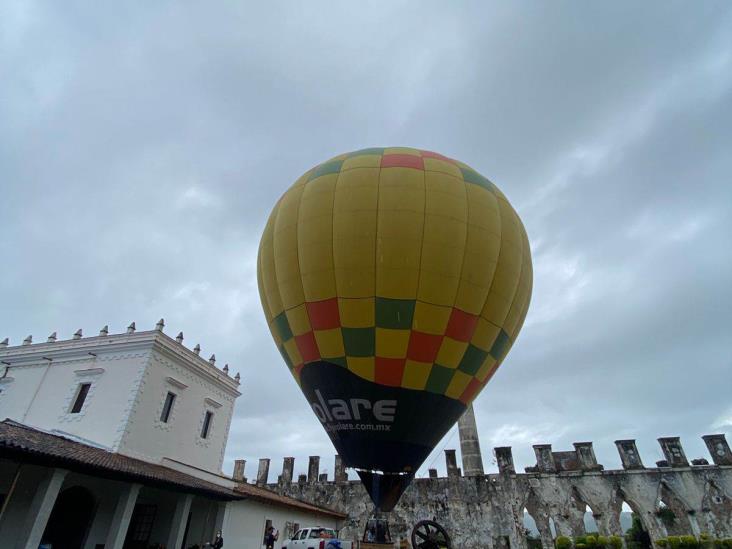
[0,322,344,549]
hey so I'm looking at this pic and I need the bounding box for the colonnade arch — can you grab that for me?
[41,485,96,549]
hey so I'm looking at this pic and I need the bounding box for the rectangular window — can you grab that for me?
[263,518,272,544]
[160,392,176,423]
[127,503,157,542]
[70,383,91,413]
[200,410,213,439]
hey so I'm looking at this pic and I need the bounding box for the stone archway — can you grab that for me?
[41,485,96,549]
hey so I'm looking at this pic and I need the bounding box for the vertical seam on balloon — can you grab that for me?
[291,185,307,322]
[442,178,471,394]
[266,204,284,319]
[509,224,533,343]
[267,201,291,372]
[414,163,428,313]
[374,162,382,306]
[452,177,471,313]
[330,168,340,303]
[479,189,504,329]
[500,204,525,338]
[327,168,341,350]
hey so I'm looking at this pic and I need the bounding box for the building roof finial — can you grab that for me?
[99,325,109,336]
[127,322,136,334]
[0,338,8,348]
[223,364,229,375]
[193,344,201,355]
[209,354,216,365]
[47,332,57,343]
[73,329,83,340]
[155,318,165,331]
[234,372,241,384]
[23,335,32,346]
[176,332,184,344]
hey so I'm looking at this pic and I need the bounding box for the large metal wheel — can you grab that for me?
[411,520,451,549]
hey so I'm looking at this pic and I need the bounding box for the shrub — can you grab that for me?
[556,536,572,549]
[699,536,714,549]
[656,508,677,528]
[609,535,623,549]
[721,540,732,549]
[657,540,668,548]
[576,544,588,549]
[668,536,682,549]
[680,535,699,549]
[597,535,609,548]
[586,536,598,549]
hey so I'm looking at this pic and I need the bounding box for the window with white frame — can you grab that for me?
[70,383,91,413]
[200,410,214,439]
[160,391,176,423]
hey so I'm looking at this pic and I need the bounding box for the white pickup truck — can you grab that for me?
[282,526,353,549]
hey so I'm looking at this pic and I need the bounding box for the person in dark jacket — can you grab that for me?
[212,530,224,549]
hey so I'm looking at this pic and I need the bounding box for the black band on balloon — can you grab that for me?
[299,361,466,474]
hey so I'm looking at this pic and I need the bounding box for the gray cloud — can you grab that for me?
[1,1,731,481]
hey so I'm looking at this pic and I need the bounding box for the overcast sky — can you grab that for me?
[1,1,731,481]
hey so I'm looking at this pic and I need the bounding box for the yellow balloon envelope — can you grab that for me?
[258,147,531,510]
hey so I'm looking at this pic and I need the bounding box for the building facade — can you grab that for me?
[0,323,343,549]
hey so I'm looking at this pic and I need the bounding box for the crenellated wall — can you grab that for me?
[238,434,732,549]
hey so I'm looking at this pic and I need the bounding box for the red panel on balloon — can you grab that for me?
[295,332,320,363]
[459,378,482,405]
[445,309,479,342]
[381,154,424,170]
[406,331,442,363]
[375,357,406,387]
[306,298,341,330]
[420,150,455,163]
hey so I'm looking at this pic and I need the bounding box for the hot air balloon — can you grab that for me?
[257,147,531,512]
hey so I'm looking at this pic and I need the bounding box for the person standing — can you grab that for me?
[212,530,224,549]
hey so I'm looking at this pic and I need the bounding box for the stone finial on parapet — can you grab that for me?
[308,456,320,484]
[297,474,307,485]
[702,434,732,466]
[233,459,247,482]
[334,455,348,484]
[445,449,461,478]
[658,437,689,468]
[257,458,270,486]
[574,442,603,471]
[533,444,556,473]
[615,440,644,469]
[428,468,438,478]
[281,457,294,485]
[494,447,516,474]
[319,473,328,482]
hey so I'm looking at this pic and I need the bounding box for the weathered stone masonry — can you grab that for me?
[246,433,732,549]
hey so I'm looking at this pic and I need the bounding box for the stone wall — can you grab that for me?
[246,434,732,549]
